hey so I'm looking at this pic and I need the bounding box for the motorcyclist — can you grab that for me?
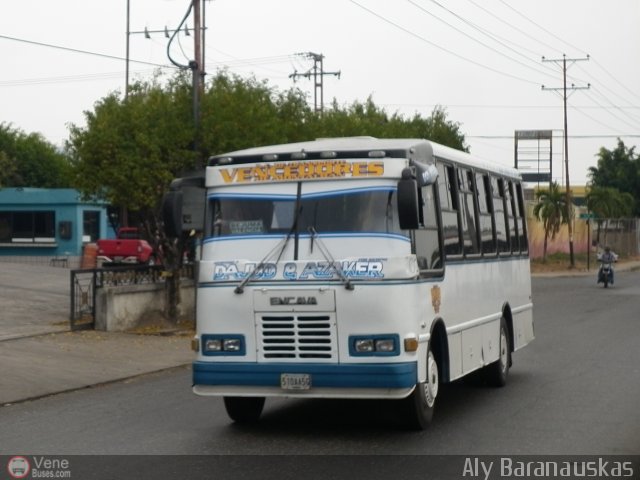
[598,246,617,285]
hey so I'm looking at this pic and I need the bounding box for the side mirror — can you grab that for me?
[162,190,183,238]
[397,178,420,230]
[414,162,438,187]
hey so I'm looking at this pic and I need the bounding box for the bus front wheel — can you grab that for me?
[223,396,265,424]
[404,344,439,430]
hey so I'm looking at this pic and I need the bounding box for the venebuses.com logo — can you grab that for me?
[6,455,72,479]
[7,456,30,479]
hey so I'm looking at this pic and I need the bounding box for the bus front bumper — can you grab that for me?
[192,361,417,399]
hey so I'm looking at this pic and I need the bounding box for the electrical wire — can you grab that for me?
[0,33,172,69]
[410,0,558,82]
[348,0,541,86]
[166,2,193,69]
[0,70,157,87]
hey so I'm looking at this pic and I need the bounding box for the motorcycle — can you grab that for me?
[597,261,614,288]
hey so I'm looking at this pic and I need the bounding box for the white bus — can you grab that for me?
[164,137,534,429]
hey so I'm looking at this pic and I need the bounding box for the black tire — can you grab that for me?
[223,396,265,424]
[403,343,439,430]
[603,277,608,288]
[483,317,510,387]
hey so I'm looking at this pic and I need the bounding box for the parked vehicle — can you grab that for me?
[96,227,155,265]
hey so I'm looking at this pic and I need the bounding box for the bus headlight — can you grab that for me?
[354,339,375,353]
[350,335,399,356]
[201,335,245,355]
[223,338,242,352]
[204,338,222,352]
[375,338,396,352]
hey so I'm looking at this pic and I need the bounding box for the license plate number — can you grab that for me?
[280,373,311,390]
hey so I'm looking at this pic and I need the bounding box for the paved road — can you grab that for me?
[0,262,69,340]
[1,273,639,456]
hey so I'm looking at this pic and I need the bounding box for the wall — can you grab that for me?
[95,280,195,331]
[526,202,590,258]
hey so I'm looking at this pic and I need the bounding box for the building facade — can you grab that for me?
[0,188,110,266]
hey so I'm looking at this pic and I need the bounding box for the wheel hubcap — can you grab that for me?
[424,350,439,407]
[499,329,508,373]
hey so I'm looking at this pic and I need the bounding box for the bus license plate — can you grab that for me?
[280,373,311,390]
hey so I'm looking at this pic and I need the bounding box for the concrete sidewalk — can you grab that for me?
[0,262,193,406]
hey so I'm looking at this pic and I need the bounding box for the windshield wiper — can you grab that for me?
[234,201,302,294]
[307,226,354,291]
[233,236,288,294]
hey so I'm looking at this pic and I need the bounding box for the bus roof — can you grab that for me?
[208,137,522,180]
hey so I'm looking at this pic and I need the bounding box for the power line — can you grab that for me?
[497,0,588,57]
[0,70,156,87]
[0,33,172,69]
[410,0,557,82]
[348,0,541,86]
[467,134,640,140]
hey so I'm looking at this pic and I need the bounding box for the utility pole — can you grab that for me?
[125,0,131,99]
[190,0,204,167]
[542,54,590,268]
[290,52,340,113]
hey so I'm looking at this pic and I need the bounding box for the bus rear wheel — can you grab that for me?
[483,317,510,387]
[223,396,265,424]
[404,345,439,430]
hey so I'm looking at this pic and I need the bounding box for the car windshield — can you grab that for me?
[208,188,405,237]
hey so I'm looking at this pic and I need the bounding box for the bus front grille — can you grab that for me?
[257,313,337,361]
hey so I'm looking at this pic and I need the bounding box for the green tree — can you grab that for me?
[200,72,312,154]
[68,73,196,216]
[586,185,634,246]
[588,139,640,215]
[533,182,570,262]
[0,122,72,187]
[307,101,468,152]
[67,70,472,322]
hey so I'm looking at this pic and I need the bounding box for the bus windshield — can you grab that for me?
[208,188,406,237]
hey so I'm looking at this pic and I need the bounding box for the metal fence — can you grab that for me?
[591,218,640,257]
[69,264,195,331]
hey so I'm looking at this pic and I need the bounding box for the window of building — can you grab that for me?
[0,211,56,243]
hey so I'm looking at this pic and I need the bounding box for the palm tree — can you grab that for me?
[533,182,570,262]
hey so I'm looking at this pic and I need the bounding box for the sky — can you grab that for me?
[1,0,639,185]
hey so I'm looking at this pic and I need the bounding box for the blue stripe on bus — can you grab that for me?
[192,361,417,389]
[207,186,396,202]
[202,232,410,244]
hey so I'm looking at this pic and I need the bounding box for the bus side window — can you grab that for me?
[436,163,462,258]
[476,172,496,255]
[459,168,480,256]
[506,181,520,253]
[415,184,443,273]
[515,183,529,254]
[492,177,510,254]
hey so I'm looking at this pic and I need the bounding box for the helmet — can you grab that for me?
[604,246,611,252]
